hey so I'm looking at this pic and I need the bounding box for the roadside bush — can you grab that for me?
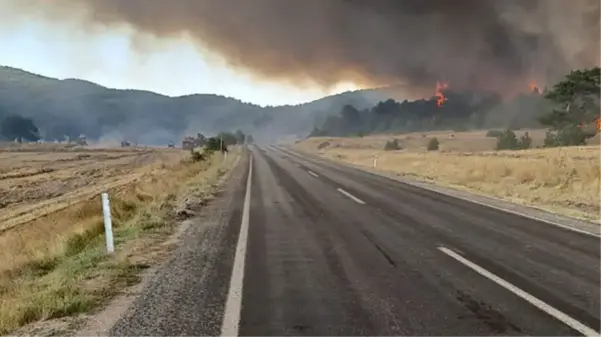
[486,130,504,138]
[544,125,595,147]
[427,137,440,151]
[190,150,205,162]
[384,139,401,151]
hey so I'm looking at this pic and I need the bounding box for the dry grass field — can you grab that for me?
[0,148,183,233]
[0,144,239,334]
[294,129,600,222]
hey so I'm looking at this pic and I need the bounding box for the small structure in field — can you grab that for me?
[182,133,206,149]
[182,136,196,150]
[76,134,88,146]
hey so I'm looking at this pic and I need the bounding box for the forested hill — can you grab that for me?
[0,66,387,145]
[310,89,550,137]
[3,65,590,146]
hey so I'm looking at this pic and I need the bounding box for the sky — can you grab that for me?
[0,20,361,107]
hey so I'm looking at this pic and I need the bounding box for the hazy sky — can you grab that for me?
[0,20,360,107]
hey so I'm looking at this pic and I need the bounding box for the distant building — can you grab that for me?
[182,133,207,150]
[182,136,196,150]
[76,134,88,146]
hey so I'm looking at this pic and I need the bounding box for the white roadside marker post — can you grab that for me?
[373,154,378,168]
[101,192,115,254]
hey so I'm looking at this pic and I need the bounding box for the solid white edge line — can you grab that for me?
[337,188,366,205]
[308,170,319,178]
[398,177,599,238]
[220,156,253,337]
[455,197,601,238]
[438,246,599,337]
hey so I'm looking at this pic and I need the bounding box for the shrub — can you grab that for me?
[204,137,222,152]
[518,132,532,150]
[384,139,401,151]
[495,129,519,150]
[427,137,440,151]
[543,125,596,147]
[486,130,504,138]
[543,130,559,147]
[495,129,533,150]
[317,141,331,150]
[190,150,205,162]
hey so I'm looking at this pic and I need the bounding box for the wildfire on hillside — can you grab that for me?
[435,81,449,107]
[529,81,541,95]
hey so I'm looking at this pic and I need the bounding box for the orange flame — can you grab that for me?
[435,81,449,107]
[529,81,541,95]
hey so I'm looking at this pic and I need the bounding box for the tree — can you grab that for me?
[384,139,401,151]
[495,129,533,150]
[204,137,222,152]
[0,115,40,141]
[518,132,532,150]
[234,129,246,144]
[539,67,600,130]
[427,137,440,151]
[543,125,593,147]
[495,129,519,150]
[196,133,207,145]
[217,132,239,146]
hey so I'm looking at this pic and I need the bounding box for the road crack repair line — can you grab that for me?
[438,246,599,337]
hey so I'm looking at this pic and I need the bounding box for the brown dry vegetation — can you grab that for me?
[0,148,185,232]
[0,145,240,334]
[295,130,600,222]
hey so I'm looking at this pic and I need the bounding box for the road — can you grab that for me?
[110,145,600,336]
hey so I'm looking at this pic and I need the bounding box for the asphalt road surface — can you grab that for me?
[111,145,600,336]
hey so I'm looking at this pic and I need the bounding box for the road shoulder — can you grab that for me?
[106,151,248,336]
[12,151,248,337]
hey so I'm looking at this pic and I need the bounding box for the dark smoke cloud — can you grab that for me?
[7,0,601,96]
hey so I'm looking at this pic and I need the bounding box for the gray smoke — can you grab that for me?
[5,0,601,95]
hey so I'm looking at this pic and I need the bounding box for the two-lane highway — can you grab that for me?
[111,145,600,336]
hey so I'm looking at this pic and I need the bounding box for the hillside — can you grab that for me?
[0,66,384,145]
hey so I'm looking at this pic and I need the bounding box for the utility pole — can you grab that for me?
[220,133,225,162]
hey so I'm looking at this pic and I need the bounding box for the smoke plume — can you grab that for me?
[6,0,601,96]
